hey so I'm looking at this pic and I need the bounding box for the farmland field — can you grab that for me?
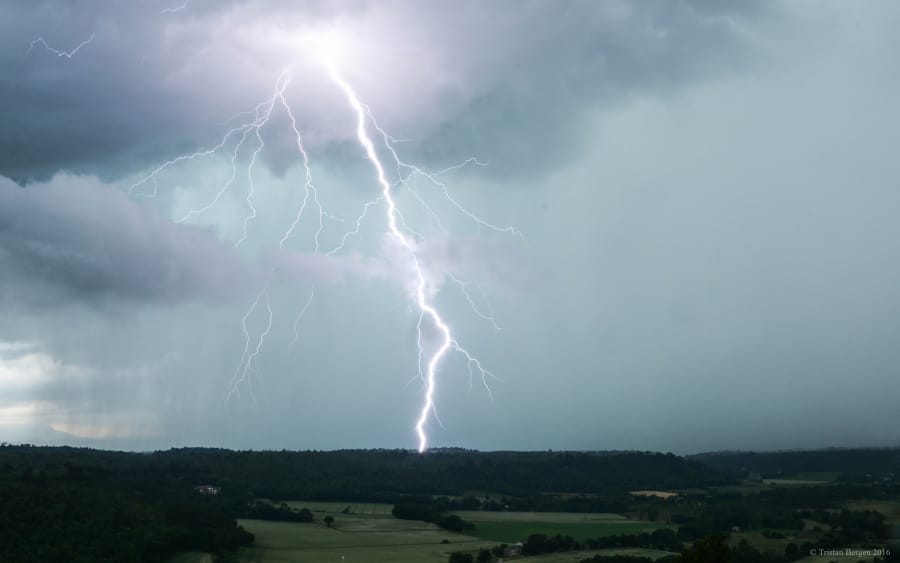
[237,518,494,562]
[449,511,629,523]
[283,500,395,516]
[519,548,676,562]
[181,506,672,561]
[449,510,669,543]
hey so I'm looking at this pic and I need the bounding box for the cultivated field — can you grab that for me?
[518,548,676,562]
[449,510,669,543]
[236,500,495,562]
[237,518,493,562]
[235,520,677,562]
[449,511,629,523]
[169,503,673,561]
[283,501,395,516]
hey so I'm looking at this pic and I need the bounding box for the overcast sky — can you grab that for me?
[1,1,899,453]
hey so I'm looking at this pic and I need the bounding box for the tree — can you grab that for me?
[448,552,473,563]
[784,543,801,561]
[324,515,334,528]
[679,533,730,563]
[477,547,492,562]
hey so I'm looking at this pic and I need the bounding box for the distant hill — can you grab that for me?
[688,447,900,479]
[6,444,899,498]
[0,445,731,498]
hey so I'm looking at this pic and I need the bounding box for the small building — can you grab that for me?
[194,485,221,495]
[503,542,523,558]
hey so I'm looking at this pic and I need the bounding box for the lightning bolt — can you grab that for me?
[128,74,289,203]
[363,107,521,237]
[160,1,189,14]
[448,273,502,331]
[227,72,336,402]
[128,69,329,404]
[227,289,273,403]
[326,64,502,452]
[277,86,340,252]
[27,34,95,59]
[124,52,513,450]
[289,287,316,353]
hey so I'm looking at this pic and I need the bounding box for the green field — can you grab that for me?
[449,510,668,543]
[282,501,395,516]
[175,505,669,561]
[234,501,502,562]
[167,520,678,563]
[161,501,673,561]
[237,518,494,562]
[450,511,629,523]
[466,521,670,543]
[518,548,676,562]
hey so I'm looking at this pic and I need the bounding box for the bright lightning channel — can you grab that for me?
[126,36,513,451]
[325,63,500,453]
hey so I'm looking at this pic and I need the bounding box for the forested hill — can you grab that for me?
[0,446,730,498]
[689,447,900,480]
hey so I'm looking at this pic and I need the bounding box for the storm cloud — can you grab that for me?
[0,174,258,307]
[0,0,765,182]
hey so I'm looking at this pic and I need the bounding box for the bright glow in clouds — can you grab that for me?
[125,27,514,452]
[308,29,349,69]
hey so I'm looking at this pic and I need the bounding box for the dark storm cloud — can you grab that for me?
[0,0,768,182]
[412,0,771,179]
[0,174,257,306]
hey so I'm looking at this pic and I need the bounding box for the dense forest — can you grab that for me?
[0,446,732,499]
[1,445,898,562]
[0,461,254,562]
[690,448,900,481]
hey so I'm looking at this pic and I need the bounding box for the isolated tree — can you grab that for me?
[323,515,334,528]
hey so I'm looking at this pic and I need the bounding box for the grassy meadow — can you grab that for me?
[448,510,669,543]
[236,501,493,562]
[172,503,673,562]
[520,548,676,562]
